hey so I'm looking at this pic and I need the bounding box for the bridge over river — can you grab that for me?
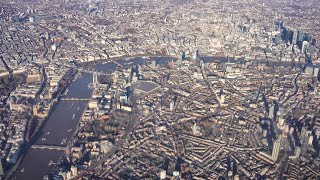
[31,144,66,151]
[60,98,91,101]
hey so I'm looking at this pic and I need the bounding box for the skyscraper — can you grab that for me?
[297,30,305,42]
[292,29,298,45]
[301,41,309,54]
[294,146,301,158]
[92,72,98,88]
[314,68,319,78]
[29,16,34,23]
[0,159,4,176]
[51,44,57,51]
[177,55,182,66]
[71,165,78,176]
[278,116,285,127]
[159,170,166,179]
[192,50,199,65]
[272,138,281,161]
[269,104,274,120]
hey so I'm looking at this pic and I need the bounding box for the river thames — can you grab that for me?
[12,56,315,179]
[12,56,175,179]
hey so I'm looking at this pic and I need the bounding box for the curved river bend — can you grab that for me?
[13,56,314,179]
[12,57,174,180]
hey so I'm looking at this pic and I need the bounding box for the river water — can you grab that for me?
[12,57,175,180]
[12,56,315,179]
[12,73,93,180]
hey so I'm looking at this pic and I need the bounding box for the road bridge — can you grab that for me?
[77,68,109,76]
[60,98,91,101]
[63,63,110,76]
[31,144,66,151]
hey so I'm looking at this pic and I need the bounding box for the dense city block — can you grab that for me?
[0,0,319,179]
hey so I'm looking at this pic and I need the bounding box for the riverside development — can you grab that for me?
[0,0,320,180]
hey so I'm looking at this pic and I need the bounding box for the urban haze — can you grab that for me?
[0,0,319,179]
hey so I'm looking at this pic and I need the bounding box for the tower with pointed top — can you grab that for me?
[93,72,98,88]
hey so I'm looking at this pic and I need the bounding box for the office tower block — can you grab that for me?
[301,41,309,54]
[292,29,298,45]
[272,139,281,161]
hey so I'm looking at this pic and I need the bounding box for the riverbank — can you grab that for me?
[24,69,77,145]
[5,69,78,179]
[9,55,317,179]
[11,71,93,179]
[5,55,164,179]
[50,100,90,177]
[79,53,174,68]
